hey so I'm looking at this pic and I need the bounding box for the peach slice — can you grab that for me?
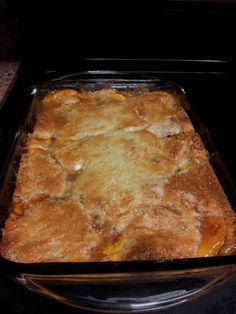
[197,216,226,257]
[102,234,125,257]
[12,202,25,216]
[43,89,80,110]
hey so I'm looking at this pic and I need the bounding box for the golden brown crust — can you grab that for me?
[1,88,235,263]
[33,89,193,141]
[13,149,67,205]
[1,199,99,262]
[164,163,236,256]
[43,89,81,110]
[33,100,147,141]
[126,91,194,137]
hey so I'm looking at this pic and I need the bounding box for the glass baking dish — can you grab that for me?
[0,71,235,313]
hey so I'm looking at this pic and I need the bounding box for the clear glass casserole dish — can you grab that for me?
[0,71,235,313]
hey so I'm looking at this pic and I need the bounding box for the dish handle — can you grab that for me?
[17,264,235,313]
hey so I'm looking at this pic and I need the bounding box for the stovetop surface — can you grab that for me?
[0,58,235,314]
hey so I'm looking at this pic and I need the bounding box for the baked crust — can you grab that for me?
[126,91,194,137]
[13,149,67,205]
[1,199,99,262]
[1,88,235,262]
[33,89,193,141]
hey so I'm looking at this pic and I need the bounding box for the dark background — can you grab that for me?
[1,1,236,61]
[13,0,236,60]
